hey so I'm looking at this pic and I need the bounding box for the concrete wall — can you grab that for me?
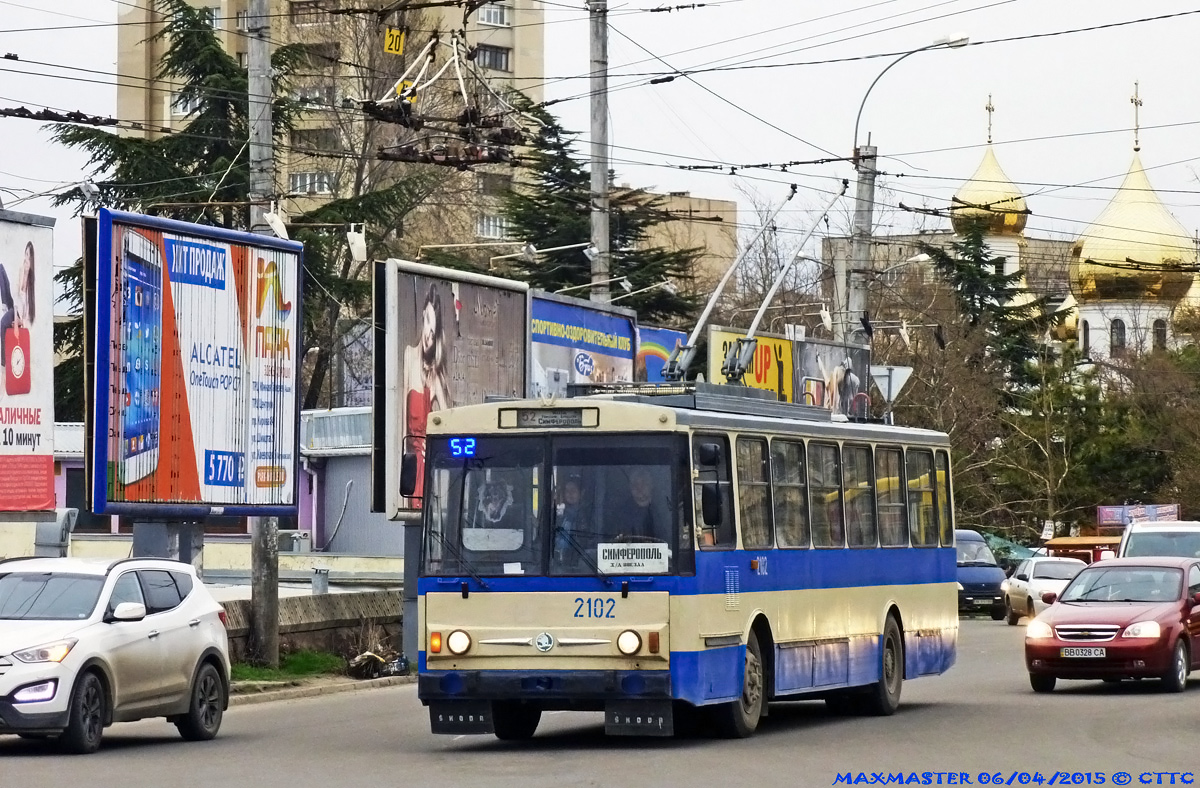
[221,589,403,662]
[0,520,36,558]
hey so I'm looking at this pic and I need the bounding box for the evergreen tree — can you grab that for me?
[501,104,700,326]
[49,0,446,412]
[918,219,1058,387]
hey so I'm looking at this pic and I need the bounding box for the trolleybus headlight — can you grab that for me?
[617,630,642,655]
[447,630,472,655]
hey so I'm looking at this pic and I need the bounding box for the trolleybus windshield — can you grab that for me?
[421,434,691,578]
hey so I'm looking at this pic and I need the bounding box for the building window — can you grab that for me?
[1110,318,1127,357]
[479,172,512,196]
[202,6,220,28]
[294,83,336,106]
[237,51,249,69]
[477,213,511,238]
[475,44,511,72]
[235,9,251,30]
[289,171,331,194]
[292,128,338,150]
[479,2,511,26]
[290,0,327,26]
[1081,319,1090,354]
[1153,318,1168,350]
[171,91,202,116]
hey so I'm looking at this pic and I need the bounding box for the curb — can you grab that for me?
[229,675,417,707]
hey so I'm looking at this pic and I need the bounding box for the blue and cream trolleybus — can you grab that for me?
[408,382,957,739]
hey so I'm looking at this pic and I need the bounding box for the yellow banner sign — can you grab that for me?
[383,26,406,56]
[707,327,793,402]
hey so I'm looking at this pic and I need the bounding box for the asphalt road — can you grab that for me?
[3,619,1196,787]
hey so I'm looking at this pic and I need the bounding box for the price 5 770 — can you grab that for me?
[204,450,245,487]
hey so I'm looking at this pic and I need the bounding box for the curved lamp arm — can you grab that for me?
[852,36,968,158]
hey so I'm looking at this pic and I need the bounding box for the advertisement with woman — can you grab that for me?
[0,210,55,511]
[387,263,527,514]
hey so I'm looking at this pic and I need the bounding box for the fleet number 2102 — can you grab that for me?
[574,598,616,618]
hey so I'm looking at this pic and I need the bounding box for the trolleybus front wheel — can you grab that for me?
[492,702,542,741]
[713,630,764,738]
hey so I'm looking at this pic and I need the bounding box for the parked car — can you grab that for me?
[1025,556,1200,693]
[0,557,230,754]
[1004,556,1086,624]
[956,529,1007,620]
[1118,521,1200,558]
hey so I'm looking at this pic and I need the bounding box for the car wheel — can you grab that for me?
[1005,598,1020,626]
[1029,673,1056,693]
[492,702,542,740]
[1160,639,1189,693]
[58,671,107,754]
[713,629,764,737]
[176,662,227,741]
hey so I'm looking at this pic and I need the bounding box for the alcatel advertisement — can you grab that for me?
[0,210,55,511]
[92,209,302,515]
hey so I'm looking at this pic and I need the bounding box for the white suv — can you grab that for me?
[0,557,230,754]
[1118,521,1200,558]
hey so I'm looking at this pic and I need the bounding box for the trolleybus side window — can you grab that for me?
[843,444,877,548]
[736,437,773,549]
[935,450,953,546]
[809,442,844,548]
[906,449,938,547]
[876,446,908,547]
[770,439,809,548]
[694,434,735,550]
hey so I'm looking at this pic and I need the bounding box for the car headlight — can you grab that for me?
[13,639,77,663]
[446,629,472,655]
[617,630,642,655]
[1026,620,1053,640]
[1122,621,1161,639]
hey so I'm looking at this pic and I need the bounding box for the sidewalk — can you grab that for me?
[229,674,416,707]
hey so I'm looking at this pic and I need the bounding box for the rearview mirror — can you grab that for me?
[1015,573,1029,582]
[696,442,721,467]
[108,602,146,622]
[399,452,419,497]
[700,484,722,527]
[1041,591,1058,605]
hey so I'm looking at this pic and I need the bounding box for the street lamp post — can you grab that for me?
[844,34,968,346]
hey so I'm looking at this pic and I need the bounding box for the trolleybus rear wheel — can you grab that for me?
[713,630,764,738]
[860,616,904,716]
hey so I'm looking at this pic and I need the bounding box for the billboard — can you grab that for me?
[1097,504,1179,527]
[794,338,871,416]
[707,326,794,402]
[380,260,528,517]
[91,209,302,516]
[0,210,55,511]
[529,294,635,397]
[636,325,686,382]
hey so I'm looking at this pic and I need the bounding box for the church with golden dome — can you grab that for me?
[819,88,1199,362]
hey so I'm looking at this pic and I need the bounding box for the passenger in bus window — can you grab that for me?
[554,477,591,561]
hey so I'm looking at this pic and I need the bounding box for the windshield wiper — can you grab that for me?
[555,525,612,585]
[430,528,490,588]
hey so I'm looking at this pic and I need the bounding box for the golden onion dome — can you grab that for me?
[1051,292,1078,341]
[1070,153,1197,302]
[950,146,1029,236]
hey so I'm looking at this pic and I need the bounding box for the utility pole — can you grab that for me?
[587,0,610,303]
[847,143,877,346]
[247,0,279,668]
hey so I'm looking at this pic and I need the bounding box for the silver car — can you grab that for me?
[0,557,230,754]
[1003,556,1086,624]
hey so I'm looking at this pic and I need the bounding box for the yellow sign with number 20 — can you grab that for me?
[383,27,405,56]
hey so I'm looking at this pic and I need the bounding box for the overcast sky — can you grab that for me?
[3,0,1199,278]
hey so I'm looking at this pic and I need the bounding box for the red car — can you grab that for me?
[1025,556,1200,693]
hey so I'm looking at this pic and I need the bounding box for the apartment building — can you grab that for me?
[115,0,545,243]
